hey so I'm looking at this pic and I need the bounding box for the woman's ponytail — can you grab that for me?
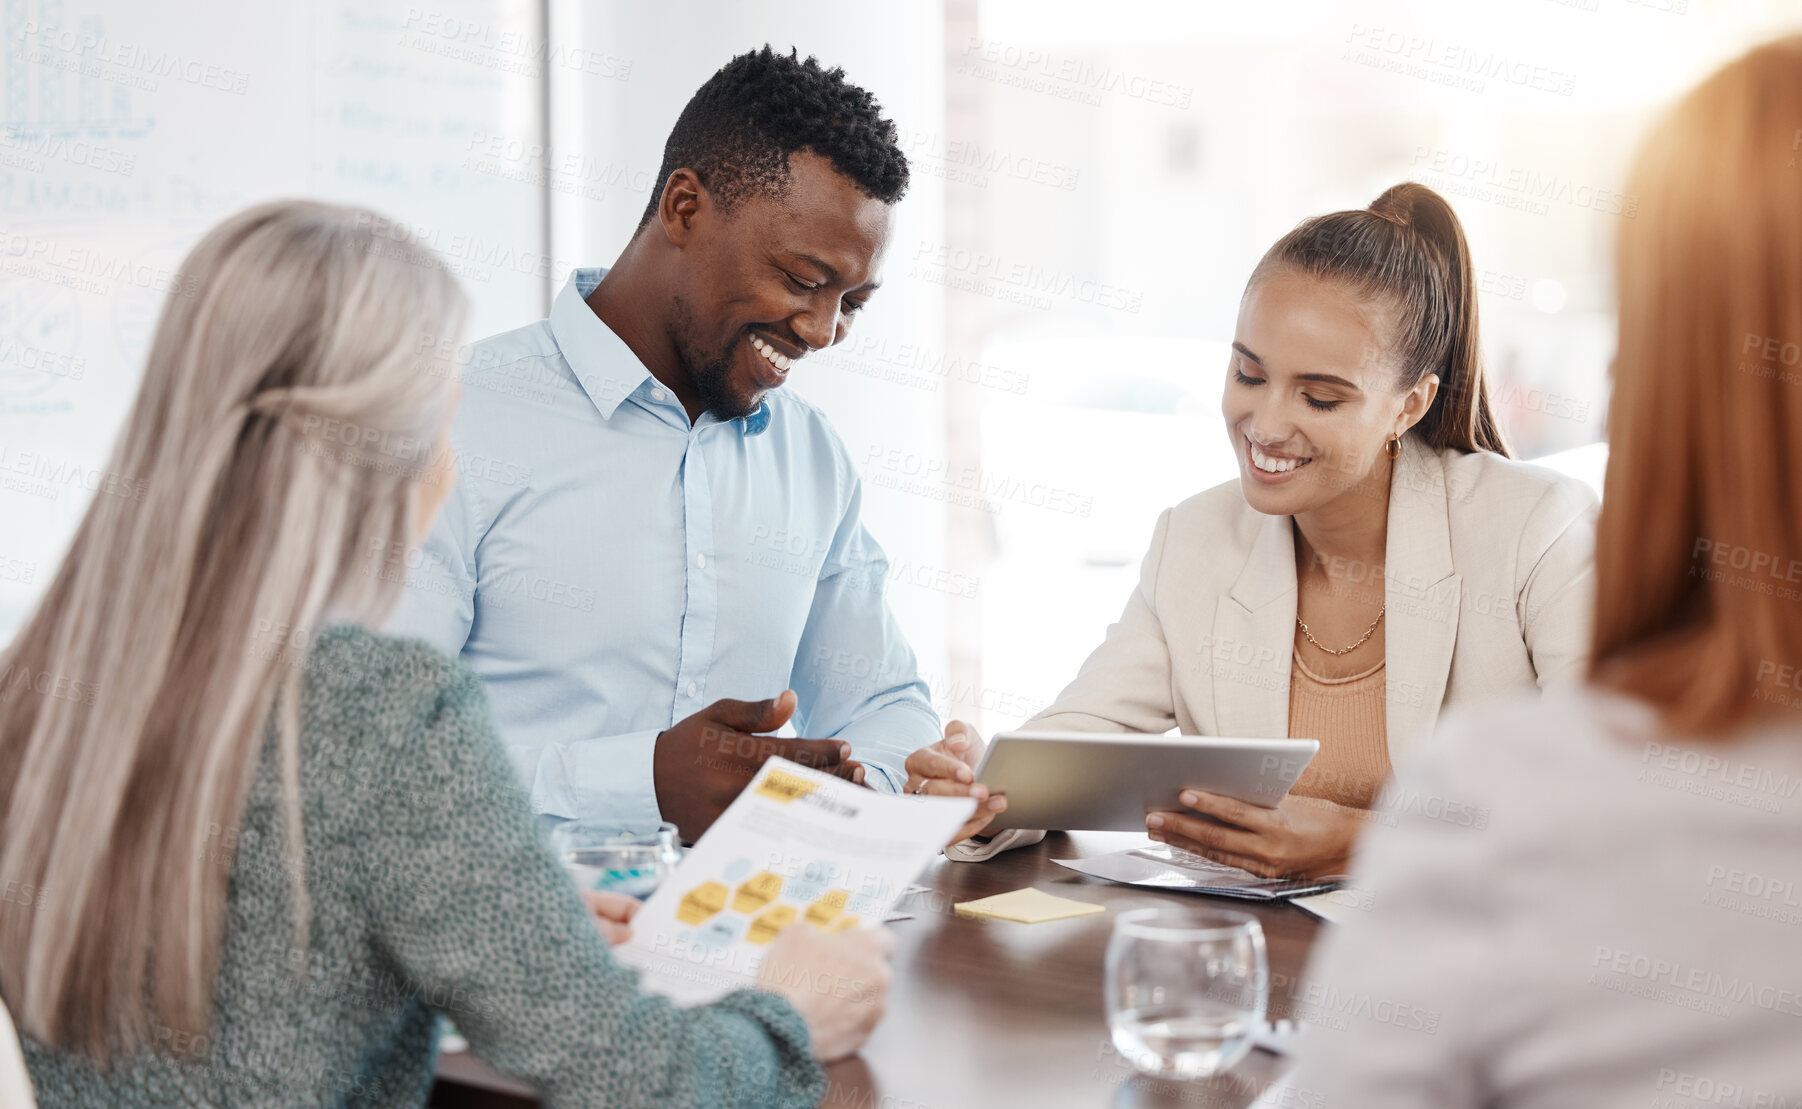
[1254,181,1510,456]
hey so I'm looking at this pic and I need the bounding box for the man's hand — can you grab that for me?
[579,890,641,945]
[1144,789,1364,879]
[653,690,864,840]
[904,719,1006,847]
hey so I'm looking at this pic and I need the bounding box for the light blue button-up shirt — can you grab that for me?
[385,268,937,824]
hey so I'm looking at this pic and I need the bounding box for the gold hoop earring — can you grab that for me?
[1385,435,1401,460]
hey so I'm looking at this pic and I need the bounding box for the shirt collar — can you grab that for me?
[548,267,771,435]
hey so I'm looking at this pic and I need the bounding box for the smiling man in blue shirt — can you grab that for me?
[387,47,1003,842]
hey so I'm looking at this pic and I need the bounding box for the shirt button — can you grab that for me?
[686,682,698,698]
[651,387,666,402]
[695,553,706,569]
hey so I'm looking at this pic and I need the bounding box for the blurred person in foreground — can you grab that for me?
[0,200,891,1108]
[1298,36,1802,1106]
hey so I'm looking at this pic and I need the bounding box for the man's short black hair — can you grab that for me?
[636,46,910,231]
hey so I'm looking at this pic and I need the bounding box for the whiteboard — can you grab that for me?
[0,0,548,640]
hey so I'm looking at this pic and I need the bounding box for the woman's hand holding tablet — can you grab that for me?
[905,719,1009,846]
[971,732,1319,837]
[1145,789,1362,879]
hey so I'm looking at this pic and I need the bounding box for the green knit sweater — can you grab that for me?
[23,624,825,1107]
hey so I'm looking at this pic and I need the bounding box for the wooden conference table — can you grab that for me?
[430,831,1324,1109]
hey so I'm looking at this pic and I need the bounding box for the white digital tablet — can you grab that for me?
[971,732,1320,833]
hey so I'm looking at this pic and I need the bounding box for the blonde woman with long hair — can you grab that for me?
[1298,37,1802,1105]
[0,200,890,1107]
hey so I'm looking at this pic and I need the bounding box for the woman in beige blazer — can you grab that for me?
[917,182,1598,876]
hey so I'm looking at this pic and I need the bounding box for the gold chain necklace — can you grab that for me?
[1295,603,1386,656]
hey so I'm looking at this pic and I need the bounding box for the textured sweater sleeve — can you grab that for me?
[360,650,825,1109]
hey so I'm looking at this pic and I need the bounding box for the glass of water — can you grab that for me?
[548,821,683,900]
[1105,906,1269,1080]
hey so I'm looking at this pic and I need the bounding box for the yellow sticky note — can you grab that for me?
[953,887,1106,924]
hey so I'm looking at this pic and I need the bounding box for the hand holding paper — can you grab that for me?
[755,923,897,1062]
[618,757,976,1005]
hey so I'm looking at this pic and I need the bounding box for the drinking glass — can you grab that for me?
[548,820,683,900]
[1104,906,1269,1079]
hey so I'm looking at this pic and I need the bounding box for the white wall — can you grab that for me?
[0,0,546,640]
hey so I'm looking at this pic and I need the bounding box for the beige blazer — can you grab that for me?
[947,434,1598,861]
[1033,433,1598,752]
